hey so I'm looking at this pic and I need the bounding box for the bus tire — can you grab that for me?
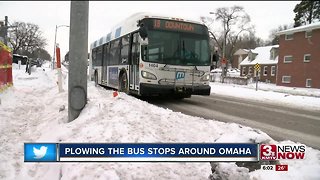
[119,71,129,94]
[94,71,98,87]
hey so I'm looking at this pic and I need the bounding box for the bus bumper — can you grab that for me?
[139,83,211,96]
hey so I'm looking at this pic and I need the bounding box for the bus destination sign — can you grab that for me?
[153,19,195,32]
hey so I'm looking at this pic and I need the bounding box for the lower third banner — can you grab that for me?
[58,143,258,162]
[24,143,258,162]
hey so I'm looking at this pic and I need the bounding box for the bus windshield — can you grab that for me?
[142,30,210,66]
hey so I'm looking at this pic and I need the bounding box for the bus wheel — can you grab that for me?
[119,71,129,94]
[94,72,98,87]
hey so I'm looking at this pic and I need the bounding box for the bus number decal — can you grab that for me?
[148,63,158,68]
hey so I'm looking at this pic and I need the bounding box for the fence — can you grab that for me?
[0,41,13,92]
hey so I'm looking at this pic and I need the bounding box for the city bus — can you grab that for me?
[89,12,211,98]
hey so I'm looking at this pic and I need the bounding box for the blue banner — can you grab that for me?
[58,143,258,162]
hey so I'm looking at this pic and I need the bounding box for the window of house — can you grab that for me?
[285,34,293,40]
[284,55,293,63]
[242,67,246,76]
[282,76,291,83]
[248,66,252,75]
[305,31,312,38]
[304,54,311,62]
[306,79,312,88]
[263,66,268,76]
[271,66,276,76]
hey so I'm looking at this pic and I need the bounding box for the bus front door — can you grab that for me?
[129,33,140,93]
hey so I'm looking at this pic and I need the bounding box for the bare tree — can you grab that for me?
[31,48,51,60]
[265,24,292,45]
[235,32,265,50]
[201,6,254,64]
[8,21,47,55]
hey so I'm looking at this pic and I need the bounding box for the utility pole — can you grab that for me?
[0,16,8,45]
[68,1,89,122]
[221,18,227,83]
[4,16,8,45]
[209,12,227,83]
[0,16,17,47]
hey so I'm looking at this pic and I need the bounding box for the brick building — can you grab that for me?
[239,45,279,83]
[276,22,320,88]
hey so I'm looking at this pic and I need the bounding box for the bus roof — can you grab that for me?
[90,12,205,49]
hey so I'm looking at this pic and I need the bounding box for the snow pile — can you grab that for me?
[0,63,320,179]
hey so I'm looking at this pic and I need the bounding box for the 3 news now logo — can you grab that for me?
[260,144,306,160]
[24,143,57,162]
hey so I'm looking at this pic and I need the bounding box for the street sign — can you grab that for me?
[254,63,260,91]
[221,58,227,64]
[221,58,227,68]
[254,63,260,71]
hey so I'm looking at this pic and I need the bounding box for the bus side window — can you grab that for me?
[92,48,97,66]
[97,46,103,66]
[109,40,116,65]
[113,38,121,65]
[103,43,109,66]
[121,34,130,64]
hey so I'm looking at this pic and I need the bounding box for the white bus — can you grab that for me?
[90,13,211,98]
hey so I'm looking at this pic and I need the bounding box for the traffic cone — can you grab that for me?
[113,91,118,97]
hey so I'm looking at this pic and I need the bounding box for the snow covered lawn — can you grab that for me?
[0,63,319,179]
[210,82,320,111]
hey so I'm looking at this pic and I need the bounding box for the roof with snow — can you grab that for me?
[234,49,249,55]
[276,21,320,35]
[239,45,279,66]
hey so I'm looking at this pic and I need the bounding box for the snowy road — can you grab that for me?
[148,94,320,150]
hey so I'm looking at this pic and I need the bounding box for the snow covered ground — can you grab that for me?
[210,82,320,111]
[0,62,320,179]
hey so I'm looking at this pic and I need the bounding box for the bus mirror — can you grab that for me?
[140,37,149,45]
[139,26,148,40]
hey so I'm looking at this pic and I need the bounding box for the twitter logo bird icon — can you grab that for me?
[33,146,48,159]
[24,143,57,162]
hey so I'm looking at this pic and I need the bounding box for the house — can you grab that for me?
[233,49,249,69]
[276,22,320,88]
[239,45,279,83]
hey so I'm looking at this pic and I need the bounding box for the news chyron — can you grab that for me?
[260,144,306,160]
[24,143,258,162]
[24,143,307,164]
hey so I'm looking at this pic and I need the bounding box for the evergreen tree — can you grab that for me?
[293,0,320,27]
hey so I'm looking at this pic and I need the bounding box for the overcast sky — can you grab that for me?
[0,1,299,59]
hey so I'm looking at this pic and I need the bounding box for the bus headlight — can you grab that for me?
[201,74,210,81]
[141,70,157,80]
